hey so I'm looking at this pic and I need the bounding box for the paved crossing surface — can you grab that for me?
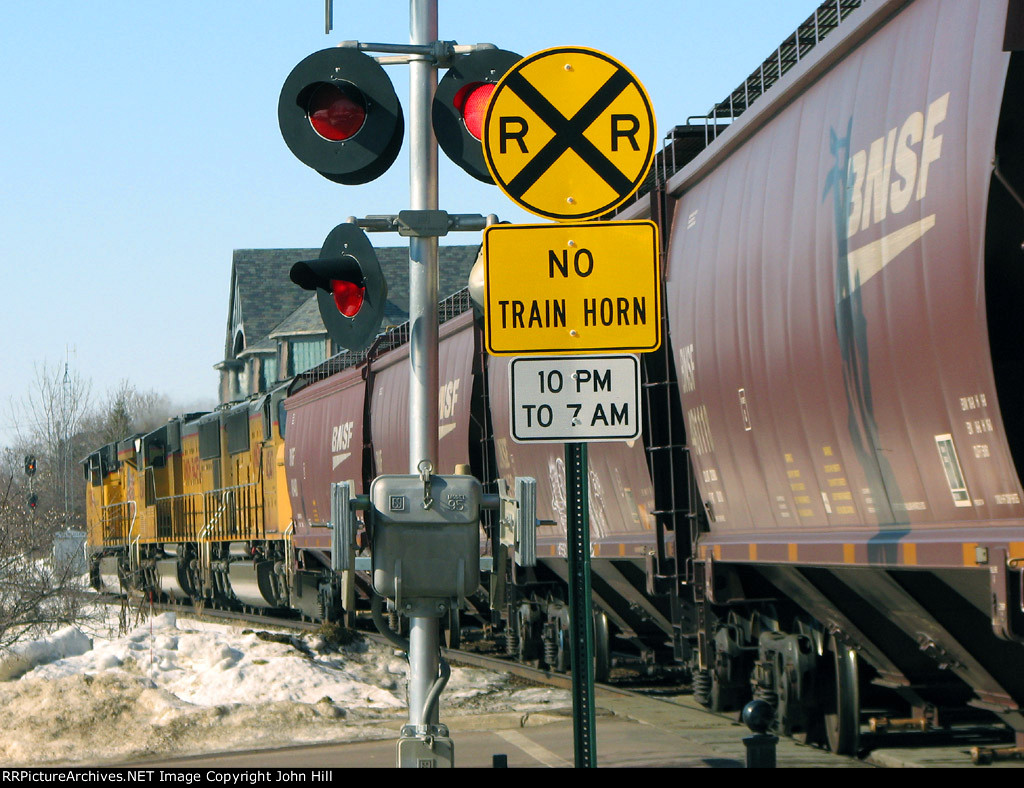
[132,689,877,768]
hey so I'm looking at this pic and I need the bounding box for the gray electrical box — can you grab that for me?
[397,726,454,768]
[370,474,482,609]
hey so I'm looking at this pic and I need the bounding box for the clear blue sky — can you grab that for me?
[0,0,817,446]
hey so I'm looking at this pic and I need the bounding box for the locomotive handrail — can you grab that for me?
[194,492,237,590]
[204,489,233,539]
[152,489,210,507]
[153,484,256,507]
[123,500,139,573]
[205,480,261,495]
[99,499,136,547]
[99,499,134,513]
[282,521,295,594]
[151,482,263,541]
[199,481,265,542]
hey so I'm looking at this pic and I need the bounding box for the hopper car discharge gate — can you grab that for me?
[322,473,537,768]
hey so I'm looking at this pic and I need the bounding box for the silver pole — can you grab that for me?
[406,0,440,729]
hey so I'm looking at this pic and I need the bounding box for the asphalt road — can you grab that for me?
[129,689,877,769]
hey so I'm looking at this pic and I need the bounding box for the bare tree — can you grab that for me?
[78,379,180,447]
[0,371,209,651]
[0,493,93,651]
[7,360,92,526]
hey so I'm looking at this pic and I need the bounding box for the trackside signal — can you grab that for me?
[432,49,521,183]
[290,223,388,352]
[279,48,404,185]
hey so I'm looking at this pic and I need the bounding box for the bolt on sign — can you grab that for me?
[482,47,656,222]
[484,220,661,355]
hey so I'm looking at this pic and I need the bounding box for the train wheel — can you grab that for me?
[517,613,543,663]
[444,606,462,649]
[824,637,860,756]
[594,610,611,683]
[708,667,729,711]
[775,654,795,736]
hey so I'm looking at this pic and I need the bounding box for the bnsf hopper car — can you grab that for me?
[83,0,1024,756]
[280,301,667,671]
[624,0,1024,755]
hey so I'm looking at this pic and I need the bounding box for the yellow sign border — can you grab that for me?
[484,220,661,355]
[482,47,656,222]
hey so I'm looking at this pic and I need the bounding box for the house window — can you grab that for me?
[260,357,278,391]
[289,338,325,375]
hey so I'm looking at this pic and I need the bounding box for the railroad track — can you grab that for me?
[101,595,1022,767]
[108,593,674,694]
[105,593,688,704]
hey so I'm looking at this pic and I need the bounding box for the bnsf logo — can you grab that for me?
[846,92,948,237]
[332,421,354,452]
[439,378,460,420]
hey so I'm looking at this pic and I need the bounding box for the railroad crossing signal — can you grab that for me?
[433,48,522,183]
[278,48,404,185]
[290,223,388,352]
[484,220,661,355]
[482,47,655,221]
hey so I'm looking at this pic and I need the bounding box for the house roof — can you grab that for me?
[268,294,323,339]
[226,248,319,358]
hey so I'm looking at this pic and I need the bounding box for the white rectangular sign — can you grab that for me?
[509,355,642,443]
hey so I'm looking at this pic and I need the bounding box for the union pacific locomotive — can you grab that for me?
[84,0,1024,756]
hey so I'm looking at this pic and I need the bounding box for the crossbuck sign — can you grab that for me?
[482,47,656,221]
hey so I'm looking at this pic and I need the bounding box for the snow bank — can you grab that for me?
[0,626,92,681]
[0,609,570,766]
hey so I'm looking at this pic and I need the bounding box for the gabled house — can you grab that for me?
[216,245,479,404]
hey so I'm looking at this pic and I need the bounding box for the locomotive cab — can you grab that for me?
[83,442,126,594]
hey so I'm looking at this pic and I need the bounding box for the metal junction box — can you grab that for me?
[397,726,454,768]
[370,474,482,608]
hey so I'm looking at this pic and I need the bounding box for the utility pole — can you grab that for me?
[280,1,539,766]
[62,345,76,524]
[406,0,441,732]
[282,1,471,768]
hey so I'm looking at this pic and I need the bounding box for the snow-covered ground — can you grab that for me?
[0,606,570,766]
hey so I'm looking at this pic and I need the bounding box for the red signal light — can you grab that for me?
[290,224,387,352]
[330,279,366,317]
[307,83,367,141]
[432,49,520,183]
[453,82,495,141]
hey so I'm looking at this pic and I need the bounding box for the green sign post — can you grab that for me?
[565,442,596,767]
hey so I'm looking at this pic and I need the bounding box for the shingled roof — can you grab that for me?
[226,248,319,359]
[379,244,481,322]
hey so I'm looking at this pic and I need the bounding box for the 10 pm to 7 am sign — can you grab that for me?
[484,220,661,355]
[509,355,641,443]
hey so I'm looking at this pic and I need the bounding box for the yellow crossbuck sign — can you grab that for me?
[482,47,656,222]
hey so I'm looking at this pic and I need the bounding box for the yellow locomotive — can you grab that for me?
[83,386,306,613]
